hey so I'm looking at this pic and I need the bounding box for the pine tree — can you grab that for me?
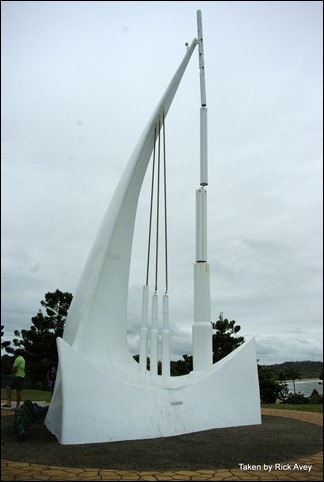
[212,312,244,363]
[5,289,72,387]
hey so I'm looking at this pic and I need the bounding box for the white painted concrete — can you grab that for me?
[45,337,261,444]
[44,24,261,445]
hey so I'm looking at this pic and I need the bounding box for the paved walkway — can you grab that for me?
[1,408,323,481]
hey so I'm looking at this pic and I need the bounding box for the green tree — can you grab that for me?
[5,289,73,388]
[258,364,288,403]
[1,325,11,350]
[1,354,13,378]
[212,312,244,363]
[171,354,193,376]
[133,355,163,374]
[170,313,245,375]
[283,366,302,398]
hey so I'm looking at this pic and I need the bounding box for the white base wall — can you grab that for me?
[45,337,261,445]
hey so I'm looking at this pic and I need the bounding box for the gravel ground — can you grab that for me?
[1,412,323,471]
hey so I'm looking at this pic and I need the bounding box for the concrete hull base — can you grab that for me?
[45,337,261,445]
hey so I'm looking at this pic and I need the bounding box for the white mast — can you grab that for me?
[192,10,213,370]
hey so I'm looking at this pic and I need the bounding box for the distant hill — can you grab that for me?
[263,361,323,380]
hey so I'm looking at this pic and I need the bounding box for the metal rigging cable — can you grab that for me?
[154,118,161,294]
[162,110,168,295]
[145,113,169,295]
[145,126,157,287]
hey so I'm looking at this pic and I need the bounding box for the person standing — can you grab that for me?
[2,354,26,409]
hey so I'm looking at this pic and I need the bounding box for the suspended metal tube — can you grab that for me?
[139,284,149,374]
[150,293,158,376]
[162,294,170,377]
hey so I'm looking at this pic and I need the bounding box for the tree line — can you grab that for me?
[1,290,244,386]
[264,361,323,381]
[2,289,322,404]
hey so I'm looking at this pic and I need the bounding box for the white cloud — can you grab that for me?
[1,1,322,365]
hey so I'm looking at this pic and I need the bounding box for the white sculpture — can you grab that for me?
[45,11,261,445]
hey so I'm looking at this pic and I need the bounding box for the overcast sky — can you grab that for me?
[1,1,323,366]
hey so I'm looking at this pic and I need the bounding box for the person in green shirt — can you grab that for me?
[2,355,26,409]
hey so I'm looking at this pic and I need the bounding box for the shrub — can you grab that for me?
[309,389,323,404]
[285,393,310,404]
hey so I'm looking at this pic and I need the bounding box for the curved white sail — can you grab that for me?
[63,39,198,372]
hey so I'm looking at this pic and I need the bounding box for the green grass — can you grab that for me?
[261,403,323,413]
[1,388,52,403]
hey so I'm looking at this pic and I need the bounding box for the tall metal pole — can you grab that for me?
[193,10,213,370]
